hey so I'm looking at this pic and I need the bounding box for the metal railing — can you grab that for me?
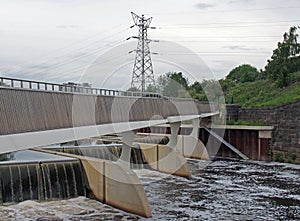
[0,76,162,98]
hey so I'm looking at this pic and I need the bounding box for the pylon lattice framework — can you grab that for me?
[130,12,155,92]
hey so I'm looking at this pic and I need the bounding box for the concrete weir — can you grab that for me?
[176,135,209,160]
[138,143,191,178]
[33,148,152,218]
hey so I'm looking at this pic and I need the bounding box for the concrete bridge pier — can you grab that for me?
[167,121,181,149]
[176,118,209,160]
[139,118,191,179]
[117,131,136,170]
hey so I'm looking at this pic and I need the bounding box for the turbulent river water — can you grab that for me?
[0,159,299,221]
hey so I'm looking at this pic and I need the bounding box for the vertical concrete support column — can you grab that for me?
[190,118,200,139]
[167,122,181,150]
[118,131,136,170]
[176,118,209,160]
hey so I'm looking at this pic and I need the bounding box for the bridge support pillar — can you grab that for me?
[167,121,181,149]
[176,118,209,160]
[138,121,191,178]
[117,131,136,170]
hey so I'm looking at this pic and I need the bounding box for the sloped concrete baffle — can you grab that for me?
[138,143,191,178]
[33,148,152,218]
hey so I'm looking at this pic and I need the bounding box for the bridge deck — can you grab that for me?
[0,78,218,154]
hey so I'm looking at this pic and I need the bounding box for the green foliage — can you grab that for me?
[128,25,300,108]
[127,86,140,92]
[153,69,300,108]
[125,26,300,109]
[0,153,14,161]
[264,26,300,87]
[189,81,202,93]
[289,66,300,83]
[227,121,266,126]
[275,153,285,162]
[267,148,273,157]
[275,152,297,164]
[145,84,159,93]
[201,79,224,102]
[167,72,189,89]
[223,78,300,107]
[226,64,260,83]
[159,72,190,98]
[287,152,297,162]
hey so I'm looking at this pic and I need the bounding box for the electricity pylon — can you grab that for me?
[130,12,155,92]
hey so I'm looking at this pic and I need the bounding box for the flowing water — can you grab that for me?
[0,159,299,221]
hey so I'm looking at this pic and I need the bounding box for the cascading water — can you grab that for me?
[48,144,151,169]
[0,151,90,205]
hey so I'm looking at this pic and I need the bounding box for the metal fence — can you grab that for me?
[0,76,219,112]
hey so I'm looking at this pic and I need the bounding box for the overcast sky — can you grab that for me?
[0,0,300,88]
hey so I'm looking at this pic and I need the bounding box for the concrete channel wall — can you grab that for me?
[139,125,273,161]
[226,100,300,164]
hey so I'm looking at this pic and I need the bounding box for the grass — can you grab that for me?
[224,78,300,108]
[227,121,266,126]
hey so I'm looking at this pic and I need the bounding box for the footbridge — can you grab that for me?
[0,77,219,217]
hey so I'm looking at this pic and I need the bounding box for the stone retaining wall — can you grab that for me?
[227,99,300,163]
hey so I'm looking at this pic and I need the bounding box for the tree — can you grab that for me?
[0,153,14,161]
[127,86,140,92]
[145,84,159,93]
[265,26,300,87]
[156,75,168,94]
[188,81,203,93]
[226,64,260,83]
[161,72,190,98]
[201,79,223,102]
[167,72,188,89]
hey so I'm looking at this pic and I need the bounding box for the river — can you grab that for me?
[0,159,299,220]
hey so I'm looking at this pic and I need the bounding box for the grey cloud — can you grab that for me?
[194,3,215,9]
[56,25,79,29]
[228,0,255,4]
[210,59,239,78]
[223,45,253,51]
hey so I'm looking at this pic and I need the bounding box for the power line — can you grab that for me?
[4,25,131,76]
[168,40,279,43]
[152,35,281,39]
[159,23,299,29]
[156,51,270,55]
[153,52,270,58]
[43,52,130,80]
[158,19,300,28]
[6,38,127,78]
[15,51,130,82]
[146,6,300,15]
